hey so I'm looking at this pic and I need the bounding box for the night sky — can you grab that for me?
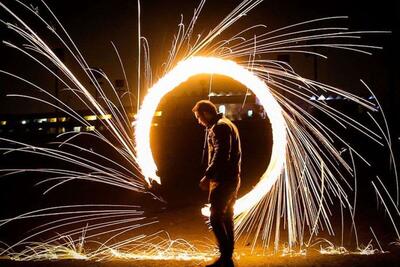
[0,0,399,117]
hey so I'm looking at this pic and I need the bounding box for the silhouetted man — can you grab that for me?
[192,100,241,267]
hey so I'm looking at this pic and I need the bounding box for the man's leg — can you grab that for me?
[207,184,237,266]
[210,205,229,258]
[220,184,238,267]
[223,203,235,259]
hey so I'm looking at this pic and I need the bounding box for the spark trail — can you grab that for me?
[0,0,398,261]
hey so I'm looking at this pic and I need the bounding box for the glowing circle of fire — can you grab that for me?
[135,56,287,217]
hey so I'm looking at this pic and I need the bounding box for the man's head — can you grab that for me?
[192,100,218,127]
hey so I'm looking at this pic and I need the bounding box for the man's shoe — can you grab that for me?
[206,257,234,267]
[222,258,234,267]
[206,257,223,267]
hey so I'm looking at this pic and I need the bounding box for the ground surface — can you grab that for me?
[1,253,400,267]
[1,205,400,267]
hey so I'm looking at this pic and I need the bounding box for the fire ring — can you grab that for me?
[135,56,287,216]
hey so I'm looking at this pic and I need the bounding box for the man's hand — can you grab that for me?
[199,176,210,191]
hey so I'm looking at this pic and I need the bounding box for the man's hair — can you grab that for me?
[192,100,218,115]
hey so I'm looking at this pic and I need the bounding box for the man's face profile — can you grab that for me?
[194,111,208,127]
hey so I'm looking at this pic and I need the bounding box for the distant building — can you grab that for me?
[0,89,374,136]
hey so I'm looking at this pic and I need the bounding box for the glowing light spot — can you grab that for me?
[135,56,287,217]
[84,115,97,121]
[35,118,47,123]
[218,105,226,115]
[85,126,95,131]
[154,111,163,117]
[99,114,112,120]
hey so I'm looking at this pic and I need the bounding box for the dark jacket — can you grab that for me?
[205,113,242,183]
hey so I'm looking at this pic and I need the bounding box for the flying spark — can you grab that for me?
[0,0,398,261]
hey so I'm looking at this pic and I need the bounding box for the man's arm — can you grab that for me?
[204,123,230,181]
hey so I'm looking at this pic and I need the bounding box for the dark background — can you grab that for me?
[0,0,399,114]
[0,0,399,249]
